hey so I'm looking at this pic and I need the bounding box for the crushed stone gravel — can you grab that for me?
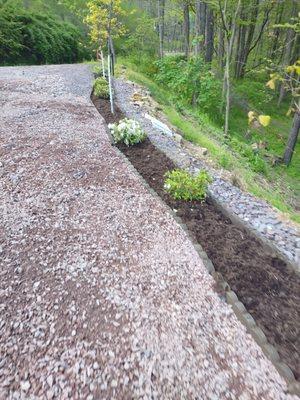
[0,64,298,399]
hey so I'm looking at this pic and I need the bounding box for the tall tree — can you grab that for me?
[194,0,206,55]
[205,5,214,63]
[158,0,165,58]
[183,1,190,58]
[218,0,242,135]
[277,0,298,106]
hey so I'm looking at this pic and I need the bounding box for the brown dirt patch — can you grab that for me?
[91,93,124,125]
[92,97,300,381]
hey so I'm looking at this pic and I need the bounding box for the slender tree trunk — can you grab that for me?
[283,107,300,165]
[109,36,115,76]
[195,0,206,55]
[237,0,259,78]
[270,1,284,60]
[183,2,190,59]
[107,0,115,76]
[221,0,241,135]
[158,0,165,58]
[234,4,246,78]
[217,24,224,69]
[205,6,214,63]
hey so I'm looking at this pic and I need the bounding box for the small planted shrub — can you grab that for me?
[93,65,102,77]
[164,169,212,201]
[93,77,109,99]
[108,118,146,146]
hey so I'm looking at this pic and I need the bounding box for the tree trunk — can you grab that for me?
[277,1,297,106]
[217,24,224,70]
[158,0,165,58]
[108,36,116,76]
[205,6,214,63]
[234,4,246,78]
[195,0,206,55]
[183,2,190,59]
[283,109,300,165]
[237,0,259,78]
[222,0,241,135]
[270,1,284,60]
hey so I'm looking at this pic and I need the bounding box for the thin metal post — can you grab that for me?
[107,54,114,114]
[101,50,105,78]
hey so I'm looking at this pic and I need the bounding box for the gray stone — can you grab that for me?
[249,326,267,345]
[274,362,295,383]
[226,291,238,305]
[262,344,280,362]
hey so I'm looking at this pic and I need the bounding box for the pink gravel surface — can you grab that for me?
[0,64,297,399]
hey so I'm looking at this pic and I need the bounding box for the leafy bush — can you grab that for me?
[93,65,103,77]
[0,7,91,65]
[234,79,273,108]
[108,119,146,146]
[154,56,222,122]
[93,77,109,98]
[164,169,212,201]
[230,138,268,174]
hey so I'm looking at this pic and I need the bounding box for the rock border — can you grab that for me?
[99,112,300,396]
[208,195,299,276]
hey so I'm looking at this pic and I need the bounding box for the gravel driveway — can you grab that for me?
[0,64,296,399]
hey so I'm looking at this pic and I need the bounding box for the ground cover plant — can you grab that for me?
[164,169,211,201]
[93,77,109,99]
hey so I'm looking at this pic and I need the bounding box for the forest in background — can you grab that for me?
[0,0,299,221]
[0,0,92,64]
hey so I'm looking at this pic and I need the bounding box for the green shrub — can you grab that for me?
[0,6,91,66]
[93,77,109,99]
[230,138,268,174]
[234,79,273,108]
[154,56,223,123]
[93,65,103,77]
[218,152,233,169]
[108,118,146,146]
[164,169,212,201]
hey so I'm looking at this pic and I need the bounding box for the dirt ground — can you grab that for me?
[116,137,300,381]
[93,94,300,381]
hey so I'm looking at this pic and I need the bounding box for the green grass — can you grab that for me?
[116,57,300,224]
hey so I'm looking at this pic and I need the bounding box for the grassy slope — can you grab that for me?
[116,57,300,224]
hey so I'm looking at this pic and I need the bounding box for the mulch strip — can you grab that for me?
[92,95,300,381]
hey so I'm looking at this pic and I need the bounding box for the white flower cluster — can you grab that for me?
[108,118,146,146]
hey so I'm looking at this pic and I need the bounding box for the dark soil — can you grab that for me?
[92,96,300,381]
[91,93,125,124]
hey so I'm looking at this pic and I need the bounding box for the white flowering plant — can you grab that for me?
[108,118,146,146]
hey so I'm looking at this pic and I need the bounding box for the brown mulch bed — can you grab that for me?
[92,95,300,381]
[91,94,124,124]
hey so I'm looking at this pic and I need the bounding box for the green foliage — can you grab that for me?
[122,15,158,57]
[116,59,299,221]
[0,6,91,65]
[234,79,273,109]
[108,118,146,146]
[164,169,212,201]
[92,65,102,76]
[93,77,109,98]
[229,138,267,174]
[154,56,223,123]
